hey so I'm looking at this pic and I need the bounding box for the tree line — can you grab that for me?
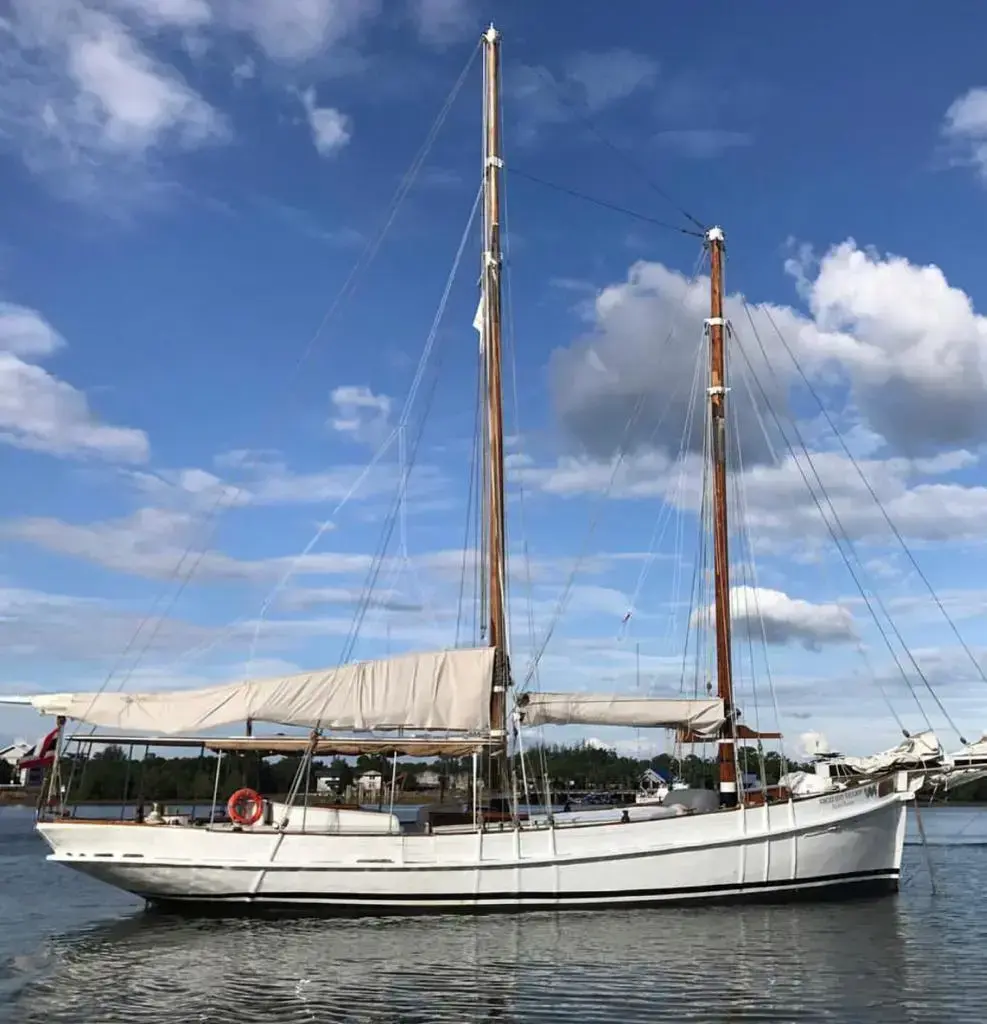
[13,741,987,803]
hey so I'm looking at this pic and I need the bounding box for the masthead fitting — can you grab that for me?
[483,23,499,44]
[705,225,725,245]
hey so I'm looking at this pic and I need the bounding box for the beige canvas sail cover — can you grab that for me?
[14,648,496,735]
[518,692,724,735]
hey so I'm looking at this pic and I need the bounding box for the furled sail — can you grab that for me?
[842,730,943,774]
[6,648,496,735]
[517,692,724,735]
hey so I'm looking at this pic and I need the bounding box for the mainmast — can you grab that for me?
[706,226,737,807]
[481,24,508,758]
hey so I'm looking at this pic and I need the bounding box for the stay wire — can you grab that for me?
[737,303,964,743]
[507,167,705,238]
[758,302,987,692]
[68,42,483,738]
[533,65,707,233]
[732,312,929,735]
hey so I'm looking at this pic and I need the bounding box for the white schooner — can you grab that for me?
[6,24,980,915]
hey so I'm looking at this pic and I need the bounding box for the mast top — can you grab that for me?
[705,225,725,245]
[483,23,499,43]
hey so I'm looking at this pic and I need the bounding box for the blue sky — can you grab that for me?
[3,0,987,760]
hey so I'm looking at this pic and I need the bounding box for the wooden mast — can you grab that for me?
[481,25,509,776]
[706,226,738,807]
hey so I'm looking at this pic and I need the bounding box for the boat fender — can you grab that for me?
[227,787,264,826]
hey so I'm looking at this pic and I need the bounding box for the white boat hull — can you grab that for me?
[37,780,910,914]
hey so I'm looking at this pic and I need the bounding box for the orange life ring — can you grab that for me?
[227,787,264,826]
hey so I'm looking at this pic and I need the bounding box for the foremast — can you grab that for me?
[480,25,509,777]
[706,227,738,807]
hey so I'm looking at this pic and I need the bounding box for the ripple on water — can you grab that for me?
[2,810,987,1024]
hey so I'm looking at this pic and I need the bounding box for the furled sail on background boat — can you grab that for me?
[4,23,980,915]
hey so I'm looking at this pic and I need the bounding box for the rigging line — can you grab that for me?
[736,303,944,736]
[520,244,708,689]
[532,65,707,232]
[678,275,717,701]
[246,183,485,681]
[506,167,705,238]
[618,306,705,645]
[502,132,541,683]
[729,352,812,758]
[454,334,484,648]
[337,191,483,667]
[733,315,933,737]
[734,310,955,741]
[71,46,483,725]
[735,339,917,741]
[518,246,710,689]
[758,302,987,689]
[619,300,709,647]
[734,330,910,745]
[499,77,550,798]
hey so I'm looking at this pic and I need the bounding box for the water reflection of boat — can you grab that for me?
[8,894,932,1024]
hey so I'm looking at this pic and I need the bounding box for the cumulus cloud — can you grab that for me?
[792,241,987,453]
[691,586,857,651]
[549,259,807,462]
[550,239,987,470]
[0,302,149,461]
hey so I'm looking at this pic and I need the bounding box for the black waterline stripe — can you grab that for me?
[144,868,898,904]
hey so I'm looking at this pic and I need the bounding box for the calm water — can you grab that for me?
[2,805,986,1024]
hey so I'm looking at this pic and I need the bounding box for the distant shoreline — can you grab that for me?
[0,789,462,808]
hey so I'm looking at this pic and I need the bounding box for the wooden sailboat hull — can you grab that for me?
[36,778,911,915]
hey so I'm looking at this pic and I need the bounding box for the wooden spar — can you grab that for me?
[481,24,509,761]
[706,226,738,807]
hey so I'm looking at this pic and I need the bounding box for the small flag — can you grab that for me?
[18,725,58,771]
[473,295,485,353]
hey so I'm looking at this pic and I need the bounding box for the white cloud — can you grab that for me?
[654,129,752,158]
[563,50,658,113]
[518,444,987,548]
[133,448,441,510]
[66,16,222,152]
[691,586,857,651]
[551,240,987,466]
[549,259,806,461]
[225,0,378,64]
[508,49,658,139]
[0,585,215,662]
[106,0,213,29]
[0,303,149,461]
[277,585,422,613]
[329,385,392,444]
[409,0,475,46]
[0,303,65,357]
[0,0,226,198]
[792,241,987,452]
[942,86,987,180]
[300,87,351,156]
